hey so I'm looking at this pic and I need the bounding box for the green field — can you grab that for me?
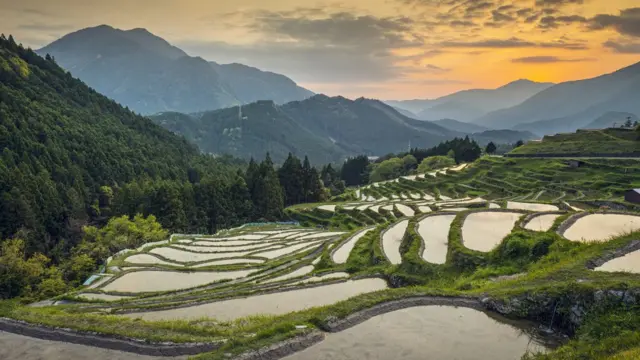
[508,129,640,156]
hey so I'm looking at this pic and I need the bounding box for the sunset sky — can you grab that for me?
[2,0,639,99]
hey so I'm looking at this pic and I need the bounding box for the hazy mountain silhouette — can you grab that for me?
[386,79,553,122]
[38,25,313,114]
[477,61,640,134]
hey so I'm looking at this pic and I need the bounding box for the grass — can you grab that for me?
[509,129,640,156]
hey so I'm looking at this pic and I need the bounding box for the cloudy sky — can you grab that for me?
[2,0,639,99]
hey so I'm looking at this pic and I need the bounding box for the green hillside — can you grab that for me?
[508,128,640,157]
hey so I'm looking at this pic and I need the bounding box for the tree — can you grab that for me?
[341,155,370,186]
[514,140,524,148]
[402,154,418,173]
[624,117,633,128]
[278,153,304,206]
[417,156,456,173]
[252,153,284,220]
[369,158,403,182]
[485,142,497,154]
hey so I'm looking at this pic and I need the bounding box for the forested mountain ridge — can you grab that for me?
[151,95,463,164]
[151,95,536,164]
[38,25,313,114]
[0,35,337,299]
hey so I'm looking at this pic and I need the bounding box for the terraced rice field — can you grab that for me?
[418,215,456,264]
[31,159,640,360]
[462,212,522,252]
[595,250,640,274]
[125,278,388,321]
[102,269,254,293]
[507,201,559,212]
[524,214,562,232]
[564,214,640,242]
[283,306,548,360]
[382,220,409,264]
[332,228,373,264]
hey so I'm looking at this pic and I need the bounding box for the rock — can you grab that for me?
[108,266,121,273]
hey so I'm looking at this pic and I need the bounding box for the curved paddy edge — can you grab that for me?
[0,317,221,356]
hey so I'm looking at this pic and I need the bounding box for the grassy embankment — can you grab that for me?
[509,129,640,157]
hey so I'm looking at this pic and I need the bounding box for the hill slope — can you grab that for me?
[430,119,489,133]
[478,61,640,133]
[508,129,640,157]
[0,35,241,254]
[38,25,313,114]
[151,96,463,164]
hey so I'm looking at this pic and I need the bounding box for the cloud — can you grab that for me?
[491,10,515,23]
[424,64,451,73]
[589,8,640,37]
[438,37,587,49]
[534,0,585,7]
[538,15,587,29]
[249,11,421,49]
[450,20,476,27]
[18,23,75,32]
[511,55,595,63]
[603,40,640,54]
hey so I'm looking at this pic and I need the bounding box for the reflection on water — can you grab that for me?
[285,306,558,360]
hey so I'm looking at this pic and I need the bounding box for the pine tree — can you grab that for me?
[485,142,497,154]
[253,153,284,220]
[278,153,304,206]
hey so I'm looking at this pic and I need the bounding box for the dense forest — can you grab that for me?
[0,35,336,299]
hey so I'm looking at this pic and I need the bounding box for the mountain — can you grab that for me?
[385,80,552,122]
[429,119,489,133]
[476,61,640,133]
[151,101,346,165]
[151,95,462,164]
[390,106,420,119]
[385,99,434,114]
[415,80,554,122]
[0,34,245,255]
[37,25,313,114]
[210,62,314,105]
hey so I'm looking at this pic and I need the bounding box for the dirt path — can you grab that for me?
[0,331,185,360]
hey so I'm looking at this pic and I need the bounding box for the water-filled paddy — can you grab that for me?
[253,241,322,259]
[564,214,640,242]
[332,228,373,264]
[149,247,252,262]
[594,250,640,274]
[418,215,456,264]
[524,214,561,232]
[124,278,388,321]
[507,201,559,212]
[463,212,522,252]
[102,269,253,293]
[282,306,549,360]
[382,220,409,264]
[395,204,415,217]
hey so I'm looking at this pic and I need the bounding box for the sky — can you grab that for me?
[1,0,639,99]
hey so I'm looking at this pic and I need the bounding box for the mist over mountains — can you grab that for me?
[36,25,640,151]
[38,25,314,114]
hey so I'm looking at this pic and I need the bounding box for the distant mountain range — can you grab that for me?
[478,61,640,135]
[150,95,535,164]
[38,25,313,114]
[386,80,554,123]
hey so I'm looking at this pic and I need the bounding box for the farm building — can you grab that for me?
[626,189,640,204]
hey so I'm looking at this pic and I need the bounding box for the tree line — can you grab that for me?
[338,136,483,186]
